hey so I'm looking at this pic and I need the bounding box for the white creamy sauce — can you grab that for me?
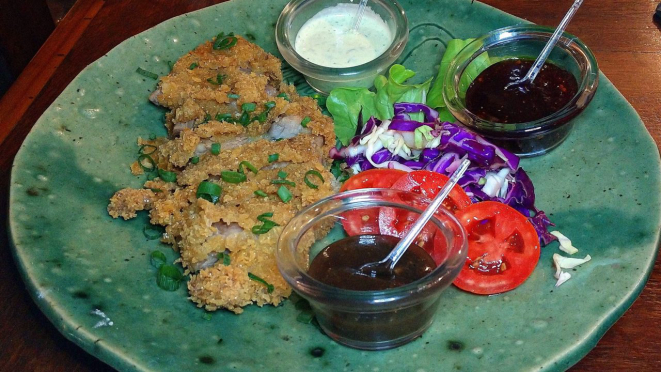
[294,4,392,68]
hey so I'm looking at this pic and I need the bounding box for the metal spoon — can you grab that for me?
[359,159,471,277]
[351,0,369,31]
[507,0,584,89]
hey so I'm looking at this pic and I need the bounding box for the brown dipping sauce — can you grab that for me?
[307,234,437,291]
[465,59,578,124]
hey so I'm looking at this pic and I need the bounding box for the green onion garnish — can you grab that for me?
[265,101,276,109]
[196,181,222,203]
[138,154,156,172]
[277,92,290,101]
[304,170,324,189]
[278,170,288,179]
[277,185,292,203]
[248,272,274,293]
[238,111,251,126]
[156,264,183,291]
[228,93,240,99]
[138,144,157,155]
[216,113,233,122]
[217,252,231,266]
[213,33,238,50]
[251,212,279,234]
[189,62,199,70]
[136,67,158,80]
[143,224,163,240]
[221,170,247,183]
[158,168,177,183]
[207,74,225,85]
[150,188,163,193]
[190,156,200,164]
[239,161,258,174]
[203,113,212,123]
[271,179,296,186]
[300,116,311,128]
[268,153,279,163]
[150,250,167,269]
[167,60,174,70]
[211,143,221,155]
[254,190,267,197]
[296,310,315,324]
[242,103,257,113]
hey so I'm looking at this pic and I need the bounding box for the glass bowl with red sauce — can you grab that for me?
[276,188,467,350]
[443,25,599,157]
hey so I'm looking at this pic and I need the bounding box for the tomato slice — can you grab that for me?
[390,170,472,214]
[340,169,407,192]
[339,169,407,235]
[453,201,540,295]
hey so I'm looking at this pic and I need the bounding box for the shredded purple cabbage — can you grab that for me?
[335,102,556,245]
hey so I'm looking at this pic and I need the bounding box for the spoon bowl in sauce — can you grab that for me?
[276,189,467,350]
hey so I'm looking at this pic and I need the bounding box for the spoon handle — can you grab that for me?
[524,0,584,83]
[386,159,471,270]
[352,0,369,31]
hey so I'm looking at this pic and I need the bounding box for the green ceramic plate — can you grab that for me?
[9,0,661,371]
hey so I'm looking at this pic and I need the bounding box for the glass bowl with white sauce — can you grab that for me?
[276,0,408,94]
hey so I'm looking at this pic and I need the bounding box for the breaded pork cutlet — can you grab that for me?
[108,33,338,314]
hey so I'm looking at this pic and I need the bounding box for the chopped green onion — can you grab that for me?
[213,33,238,50]
[278,170,288,179]
[138,144,157,155]
[136,67,158,80]
[211,142,221,155]
[271,179,296,187]
[238,111,251,126]
[268,153,279,163]
[147,172,157,181]
[242,103,257,113]
[203,113,212,122]
[158,168,177,183]
[150,250,167,269]
[251,212,279,234]
[300,116,311,128]
[156,264,183,291]
[207,74,226,85]
[167,60,174,70]
[216,113,233,122]
[254,190,267,197]
[189,62,199,70]
[217,252,231,266]
[277,186,292,203]
[191,156,200,164]
[248,272,274,293]
[296,310,315,324]
[304,170,324,189]
[138,154,156,172]
[196,181,222,203]
[330,159,350,183]
[150,188,163,193]
[239,161,258,174]
[228,93,240,99]
[277,92,290,101]
[265,101,276,109]
[221,171,247,183]
[143,224,163,240]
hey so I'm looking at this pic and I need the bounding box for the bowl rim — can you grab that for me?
[442,24,599,135]
[276,188,468,308]
[275,0,409,80]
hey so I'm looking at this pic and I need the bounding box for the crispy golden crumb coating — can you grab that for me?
[108,34,338,314]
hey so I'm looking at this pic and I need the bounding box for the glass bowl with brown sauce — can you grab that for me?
[276,188,467,350]
[443,25,599,157]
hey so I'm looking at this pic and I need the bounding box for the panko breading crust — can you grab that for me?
[108,34,337,314]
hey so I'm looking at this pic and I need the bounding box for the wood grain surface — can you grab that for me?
[1,0,660,370]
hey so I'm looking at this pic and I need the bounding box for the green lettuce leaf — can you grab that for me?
[327,88,378,146]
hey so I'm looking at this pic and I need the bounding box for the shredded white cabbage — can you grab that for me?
[481,168,510,197]
[550,231,578,255]
[555,271,572,287]
[552,253,591,287]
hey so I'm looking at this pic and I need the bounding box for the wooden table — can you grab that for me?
[1,0,660,370]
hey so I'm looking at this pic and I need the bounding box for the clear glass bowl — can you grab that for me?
[276,189,467,350]
[443,25,599,157]
[275,0,408,94]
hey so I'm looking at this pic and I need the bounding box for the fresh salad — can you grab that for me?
[322,39,591,294]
